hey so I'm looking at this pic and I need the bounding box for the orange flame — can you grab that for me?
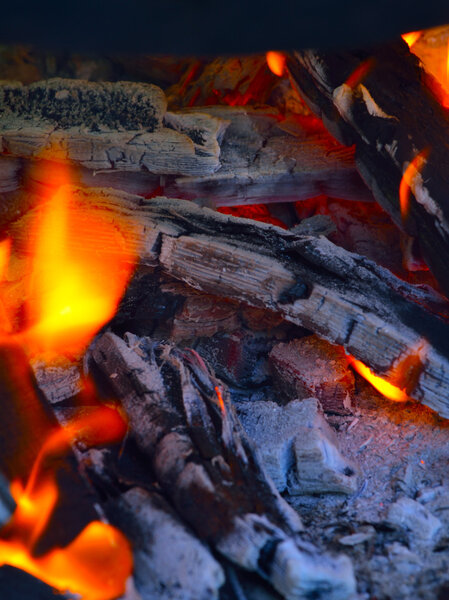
[215,386,226,415]
[0,406,132,600]
[266,51,286,77]
[402,31,422,48]
[23,178,135,355]
[399,149,430,222]
[348,357,409,402]
[344,58,376,89]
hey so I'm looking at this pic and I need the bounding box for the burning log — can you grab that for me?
[287,40,449,297]
[90,331,356,600]
[0,78,373,209]
[10,189,449,418]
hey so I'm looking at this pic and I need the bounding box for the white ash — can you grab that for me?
[385,497,443,545]
[236,398,357,495]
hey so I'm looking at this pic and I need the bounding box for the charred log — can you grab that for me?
[90,331,356,600]
[287,40,449,297]
[10,189,449,418]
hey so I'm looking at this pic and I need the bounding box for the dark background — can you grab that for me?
[2,0,449,55]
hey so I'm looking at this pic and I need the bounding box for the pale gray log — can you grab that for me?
[0,79,226,176]
[11,189,449,418]
[90,332,356,600]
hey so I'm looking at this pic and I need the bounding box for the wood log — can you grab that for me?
[286,40,449,298]
[9,189,449,418]
[90,331,356,600]
[165,108,374,206]
[0,79,226,176]
[0,78,374,208]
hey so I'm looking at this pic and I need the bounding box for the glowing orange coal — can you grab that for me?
[399,149,430,222]
[348,357,409,402]
[266,51,286,77]
[0,406,132,600]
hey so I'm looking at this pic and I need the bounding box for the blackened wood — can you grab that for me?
[91,331,355,600]
[0,342,99,553]
[287,40,449,298]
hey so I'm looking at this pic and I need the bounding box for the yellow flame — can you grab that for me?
[266,51,286,77]
[349,357,409,402]
[402,31,422,48]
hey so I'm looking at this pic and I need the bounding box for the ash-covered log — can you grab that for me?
[287,40,449,297]
[90,331,356,600]
[10,189,449,417]
[0,78,373,212]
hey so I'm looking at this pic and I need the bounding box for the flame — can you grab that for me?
[399,149,430,221]
[215,386,226,415]
[21,176,135,355]
[344,58,375,89]
[266,51,286,77]
[348,357,409,402]
[402,31,422,48]
[0,406,132,600]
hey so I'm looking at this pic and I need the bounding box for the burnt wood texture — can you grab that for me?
[287,40,449,299]
[10,189,449,418]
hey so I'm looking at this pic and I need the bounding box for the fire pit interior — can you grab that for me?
[2,19,449,600]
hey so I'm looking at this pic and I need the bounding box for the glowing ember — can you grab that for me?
[348,357,409,402]
[266,51,286,77]
[215,386,226,415]
[344,58,375,89]
[401,31,422,48]
[0,406,132,600]
[399,149,430,222]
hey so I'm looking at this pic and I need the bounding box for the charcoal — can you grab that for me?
[269,336,354,414]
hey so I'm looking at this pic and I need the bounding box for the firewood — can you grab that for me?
[90,331,356,600]
[0,78,374,208]
[165,108,374,207]
[10,189,449,418]
[287,41,449,297]
[0,79,226,176]
[97,485,225,600]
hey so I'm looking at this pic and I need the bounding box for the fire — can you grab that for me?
[266,51,286,77]
[401,31,422,48]
[215,386,226,415]
[348,357,409,402]
[344,58,375,89]
[399,149,429,221]
[0,406,132,600]
[21,175,135,355]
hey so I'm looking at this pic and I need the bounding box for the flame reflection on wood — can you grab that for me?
[0,406,132,600]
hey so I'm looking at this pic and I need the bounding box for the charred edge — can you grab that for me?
[257,538,282,578]
[278,280,310,304]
